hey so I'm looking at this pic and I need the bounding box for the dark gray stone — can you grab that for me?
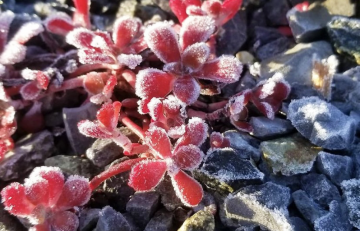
[144,209,173,231]
[223,130,261,161]
[255,36,292,60]
[44,111,64,127]
[155,175,183,211]
[252,26,284,48]
[249,117,294,139]
[0,130,54,181]
[316,151,353,186]
[63,103,99,155]
[292,190,327,223]
[126,191,160,228]
[263,0,290,26]
[220,182,292,230]
[287,4,332,43]
[79,208,101,231]
[178,210,214,231]
[341,179,360,229]
[0,204,26,231]
[260,41,334,86]
[314,200,353,231]
[86,139,122,168]
[301,173,341,207]
[197,148,264,193]
[288,83,322,100]
[45,155,99,179]
[95,206,132,231]
[287,96,356,150]
[289,217,312,231]
[216,10,247,56]
[327,16,360,65]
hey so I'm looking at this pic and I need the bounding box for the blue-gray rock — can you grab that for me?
[0,130,54,181]
[260,41,333,85]
[292,190,327,223]
[301,173,341,207]
[252,26,285,47]
[220,182,292,230]
[223,130,261,161]
[322,0,356,17]
[197,148,264,193]
[255,36,292,61]
[86,138,121,168]
[287,96,356,150]
[289,217,312,231]
[349,86,360,114]
[268,174,301,192]
[95,206,132,231]
[316,151,353,186]
[314,200,353,231]
[287,4,332,43]
[63,103,100,155]
[126,191,160,228]
[350,111,360,133]
[263,0,290,26]
[249,117,294,139]
[327,16,360,65]
[79,208,101,231]
[0,204,27,231]
[351,144,360,178]
[288,83,322,100]
[144,209,173,231]
[331,74,359,113]
[216,10,247,56]
[341,179,360,229]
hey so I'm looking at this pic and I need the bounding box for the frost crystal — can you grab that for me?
[117,54,142,69]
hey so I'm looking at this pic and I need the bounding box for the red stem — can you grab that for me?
[121,98,139,109]
[121,69,136,88]
[89,157,145,190]
[69,63,121,78]
[208,101,228,112]
[120,116,145,140]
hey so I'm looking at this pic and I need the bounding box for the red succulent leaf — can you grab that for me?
[96,101,121,131]
[12,21,44,45]
[163,95,184,116]
[113,16,142,50]
[175,117,208,149]
[228,93,249,115]
[55,175,91,210]
[147,98,164,121]
[221,0,243,25]
[169,0,202,23]
[172,144,204,170]
[0,138,13,161]
[83,72,106,95]
[182,42,210,72]
[77,120,113,138]
[0,41,27,65]
[145,126,172,159]
[66,28,95,49]
[78,49,114,65]
[50,211,79,231]
[193,55,242,83]
[210,132,230,148]
[102,75,117,99]
[0,11,15,53]
[138,98,151,114]
[135,68,175,99]
[20,81,42,100]
[230,116,253,132]
[30,223,51,231]
[173,76,200,105]
[179,16,215,50]
[252,100,275,120]
[44,13,74,36]
[144,22,181,63]
[186,5,206,16]
[254,73,290,100]
[73,0,91,28]
[170,170,203,207]
[36,72,50,90]
[24,177,50,206]
[128,160,167,191]
[295,1,309,11]
[1,182,35,217]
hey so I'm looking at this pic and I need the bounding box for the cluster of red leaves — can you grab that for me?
[1,167,91,231]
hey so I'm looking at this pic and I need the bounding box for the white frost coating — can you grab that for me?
[173,144,204,171]
[0,64,5,77]
[173,76,201,105]
[164,94,187,118]
[147,97,162,120]
[228,94,245,115]
[0,11,15,31]
[186,5,205,16]
[135,68,171,99]
[43,11,72,28]
[181,42,210,72]
[28,166,64,181]
[179,16,215,48]
[168,125,186,139]
[0,42,26,65]
[12,21,44,44]
[78,120,112,138]
[66,28,94,48]
[145,126,172,159]
[257,73,290,99]
[260,102,275,119]
[90,35,108,49]
[341,179,360,229]
[21,68,37,80]
[186,117,208,146]
[0,82,10,102]
[64,175,91,206]
[117,54,142,69]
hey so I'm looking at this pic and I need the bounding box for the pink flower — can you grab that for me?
[128,117,208,207]
[1,167,91,231]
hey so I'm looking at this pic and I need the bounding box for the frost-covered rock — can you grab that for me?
[196,148,264,193]
[341,179,360,229]
[316,151,353,186]
[249,117,294,139]
[289,217,312,231]
[292,190,327,223]
[223,130,261,161]
[260,134,320,176]
[301,173,341,207]
[79,208,101,231]
[95,206,133,231]
[220,182,293,231]
[314,201,352,231]
[288,96,356,150]
[144,209,173,231]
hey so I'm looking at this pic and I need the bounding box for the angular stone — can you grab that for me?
[255,36,292,60]
[116,0,138,17]
[323,0,356,17]
[155,175,183,211]
[316,151,353,186]
[144,209,173,231]
[0,130,54,181]
[292,190,327,223]
[86,139,122,168]
[341,179,360,229]
[260,134,321,176]
[249,117,294,140]
[351,144,360,178]
[263,0,290,26]
[260,41,333,86]
[63,103,100,155]
[126,191,160,228]
[327,17,360,65]
[197,148,264,194]
[223,130,261,161]
[95,206,132,231]
[289,217,312,231]
[287,96,356,150]
[220,182,292,230]
[0,204,26,231]
[301,173,341,207]
[314,201,353,231]
[216,10,247,56]
[79,208,101,231]
[252,26,285,47]
[45,155,99,179]
[178,210,214,231]
[287,4,332,43]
